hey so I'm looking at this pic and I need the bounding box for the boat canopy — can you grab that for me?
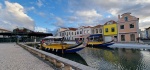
[89,34,102,38]
[75,34,90,38]
[44,36,62,39]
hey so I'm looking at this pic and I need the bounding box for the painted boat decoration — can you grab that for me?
[38,36,89,53]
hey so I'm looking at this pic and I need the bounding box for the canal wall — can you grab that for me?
[17,43,96,70]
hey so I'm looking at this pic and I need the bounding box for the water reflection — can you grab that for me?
[51,53,88,66]
[78,47,150,70]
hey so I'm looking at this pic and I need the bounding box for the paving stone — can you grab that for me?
[0,43,54,70]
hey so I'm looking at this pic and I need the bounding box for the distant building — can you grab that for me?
[76,26,93,36]
[0,28,11,33]
[146,27,150,38]
[0,28,11,38]
[92,25,103,34]
[56,28,68,36]
[57,27,77,41]
[103,20,118,42]
[140,30,147,38]
[118,13,139,42]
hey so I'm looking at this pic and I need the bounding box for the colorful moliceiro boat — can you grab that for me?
[76,34,114,48]
[38,36,88,53]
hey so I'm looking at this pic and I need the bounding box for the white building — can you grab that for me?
[56,28,68,36]
[92,25,103,34]
[146,27,150,38]
[57,27,77,41]
[140,30,147,38]
[76,26,93,36]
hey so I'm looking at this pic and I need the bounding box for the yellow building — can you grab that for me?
[103,20,118,42]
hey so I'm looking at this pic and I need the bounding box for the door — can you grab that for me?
[104,36,112,42]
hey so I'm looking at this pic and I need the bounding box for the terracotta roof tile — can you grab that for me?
[104,20,117,25]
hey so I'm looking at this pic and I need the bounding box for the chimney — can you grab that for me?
[118,15,120,19]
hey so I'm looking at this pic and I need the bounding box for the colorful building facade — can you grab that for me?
[103,20,118,42]
[118,13,139,42]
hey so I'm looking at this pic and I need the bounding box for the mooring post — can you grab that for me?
[62,45,64,54]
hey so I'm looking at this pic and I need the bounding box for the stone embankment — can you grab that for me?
[17,43,96,70]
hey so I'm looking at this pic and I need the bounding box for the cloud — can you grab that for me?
[35,26,47,33]
[67,0,150,29]
[54,17,64,27]
[0,1,34,31]
[37,0,43,7]
[67,9,102,26]
[25,6,35,12]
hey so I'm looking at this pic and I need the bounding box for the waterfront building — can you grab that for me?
[118,13,139,42]
[76,26,93,36]
[145,27,150,38]
[92,25,103,34]
[0,28,11,38]
[64,28,77,41]
[56,27,68,36]
[0,28,11,33]
[57,27,77,41]
[0,27,52,42]
[91,25,103,41]
[140,30,147,38]
[103,20,118,42]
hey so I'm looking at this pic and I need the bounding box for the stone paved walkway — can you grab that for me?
[0,43,54,70]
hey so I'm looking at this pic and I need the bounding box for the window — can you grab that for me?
[75,32,76,35]
[96,29,98,33]
[124,17,128,21]
[84,30,86,34]
[92,30,94,34]
[121,35,125,41]
[130,24,134,28]
[120,25,124,29]
[87,30,89,33]
[111,27,115,32]
[80,31,82,34]
[105,28,108,32]
[77,31,79,34]
[130,34,135,41]
[99,29,102,33]
[72,32,73,35]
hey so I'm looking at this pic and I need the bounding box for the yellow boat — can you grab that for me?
[38,36,89,53]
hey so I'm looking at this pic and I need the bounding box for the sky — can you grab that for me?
[0,0,150,34]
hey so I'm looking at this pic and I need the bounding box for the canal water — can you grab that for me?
[27,44,150,70]
[76,47,150,70]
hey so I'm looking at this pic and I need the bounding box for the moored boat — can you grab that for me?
[38,36,89,53]
[76,34,114,48]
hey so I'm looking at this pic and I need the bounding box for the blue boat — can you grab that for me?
[76,34,114,48]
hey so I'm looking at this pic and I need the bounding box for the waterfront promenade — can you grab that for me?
[0,43,54,70]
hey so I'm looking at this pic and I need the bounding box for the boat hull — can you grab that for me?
[87,42,114,48]
[43,46,84,53]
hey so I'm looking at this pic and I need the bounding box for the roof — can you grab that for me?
[93,25,103,28]
[121,12,131,16]
[146,27,150,30]
[44,36,62,39]
[0,28,11,32]
[83,26,92,28]
[68,28,77,31]
[104,20,117,25]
